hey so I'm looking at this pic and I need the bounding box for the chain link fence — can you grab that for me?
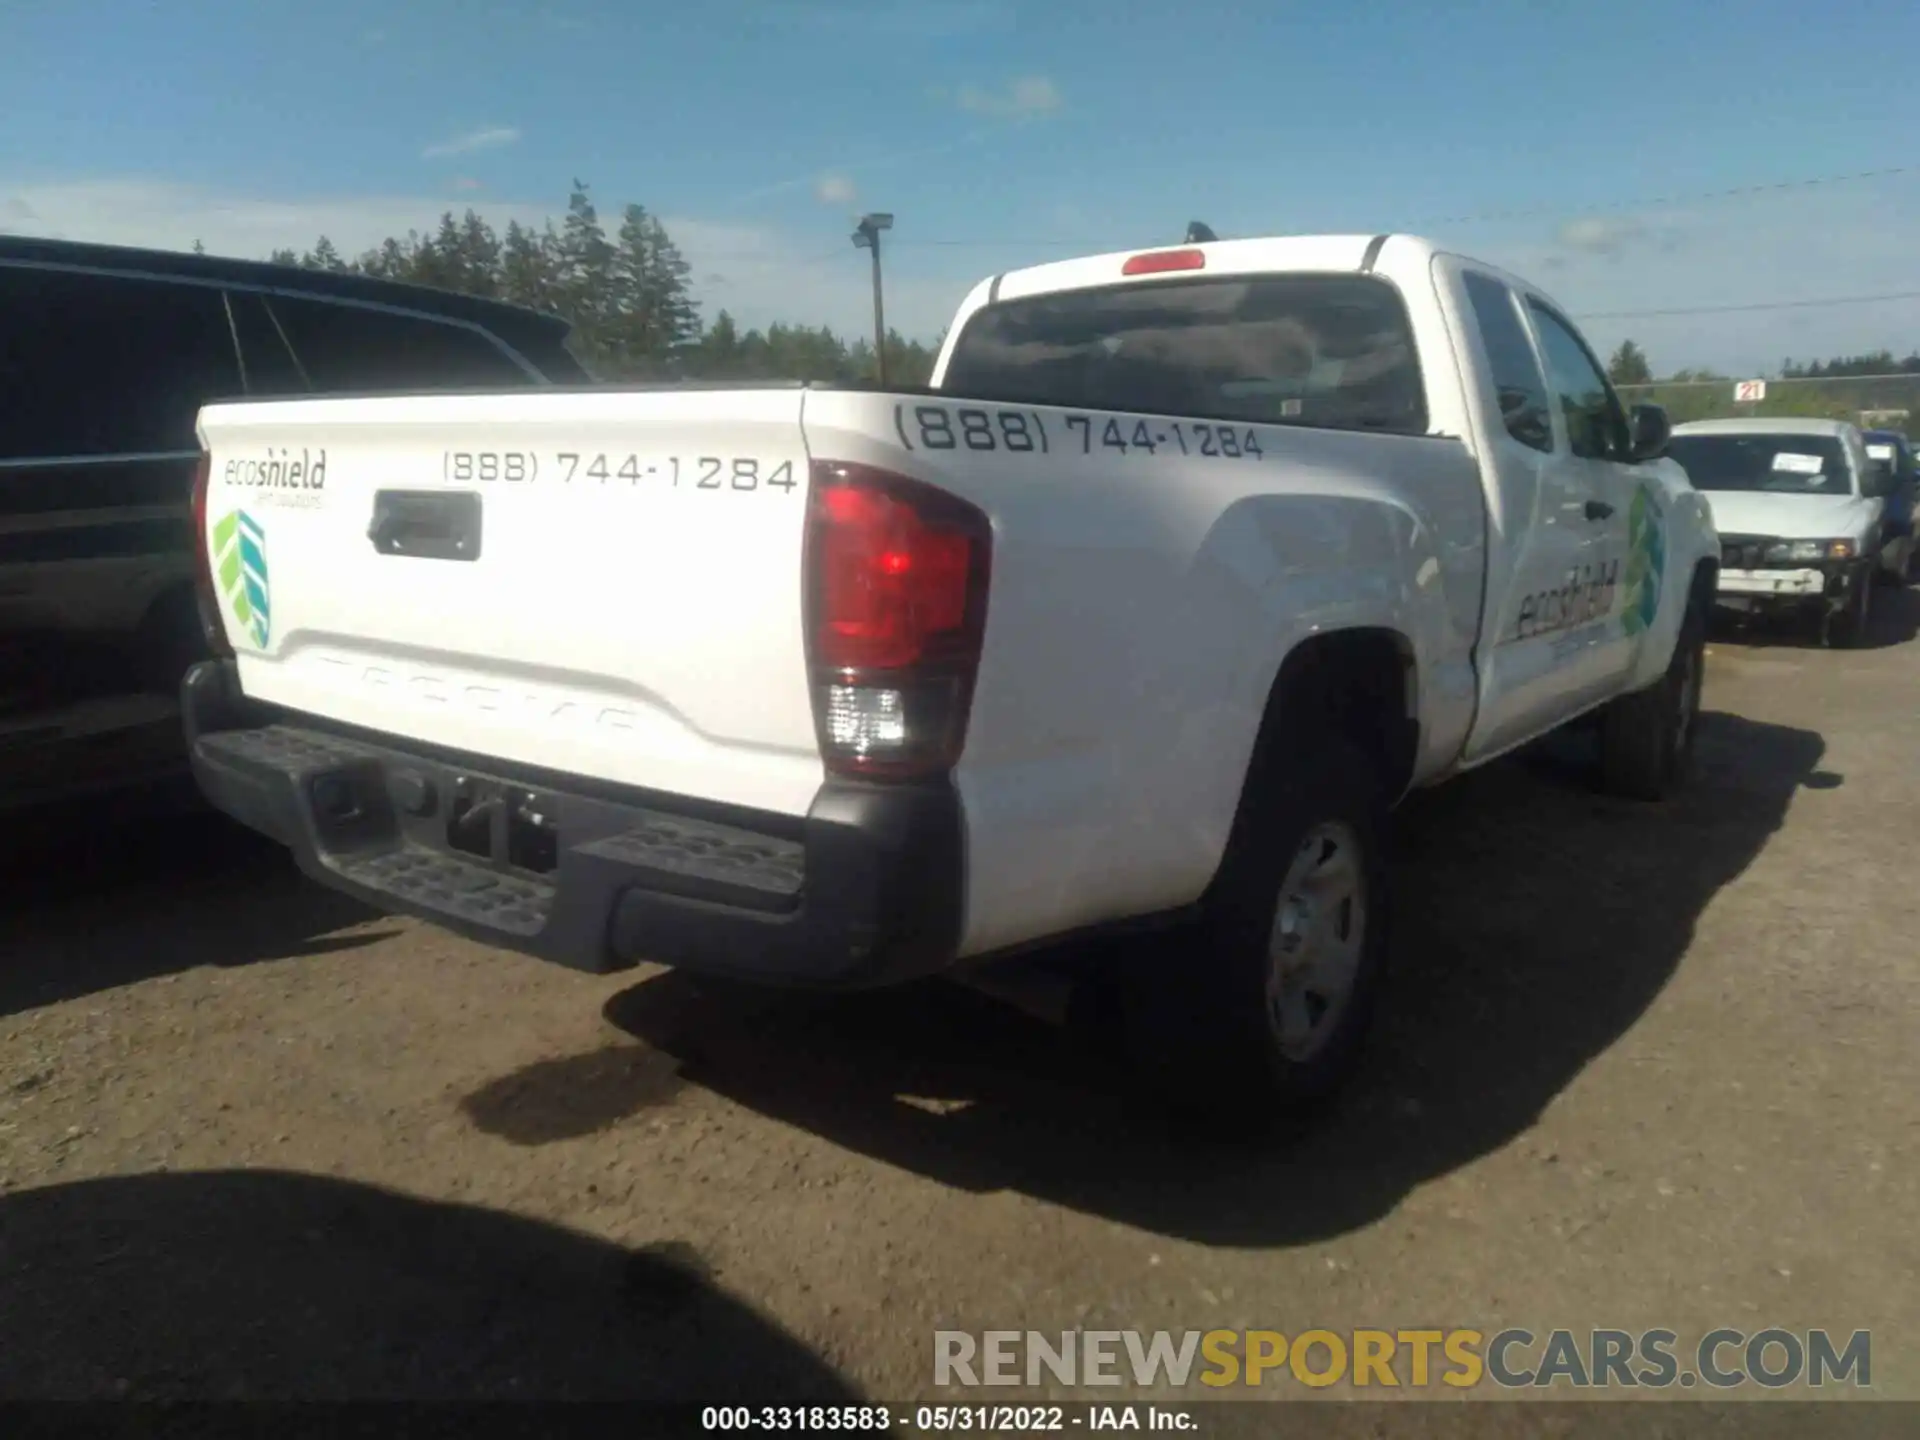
[1614,374,1919,436]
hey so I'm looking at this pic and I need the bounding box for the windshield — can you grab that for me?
[940,274,1427,435]
[1665,433,1855,496]
[1864,434,1914,478]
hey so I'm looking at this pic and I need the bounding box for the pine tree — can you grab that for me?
[499,220,553,313]
[701,310,742,376]
[263,178,949,384]
[554,181,616,366]
[303,236,348,272]
[1607,339,1652,386]
[459,210,502,299]
[606,204,701,374]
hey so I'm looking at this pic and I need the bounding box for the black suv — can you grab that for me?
[0,236,589,821]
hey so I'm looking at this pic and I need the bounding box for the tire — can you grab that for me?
[1597,592,1706,802]
[1826,572,1872,649]
[1120,734,1390,1130]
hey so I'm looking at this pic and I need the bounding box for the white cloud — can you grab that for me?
[1555,215,1648,256]
[814,172,857,206]
[452,176,486,193]
[420,126,521,160]
[0,176,544,256]
[956,75,1062,120]
[723,132,988,210]
[668,216,966,340]
[0,176,970,341]
[1453,180,1920,375]
[30,173,1915,373]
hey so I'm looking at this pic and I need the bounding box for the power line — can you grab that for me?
[1575,289,1920,321]
[1428,163,1918,229]
[680,164,1920,327]
[698,160,1919,258]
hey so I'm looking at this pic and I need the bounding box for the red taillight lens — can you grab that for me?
[804,461,992,779]
[1121,247,1206,276]
[813,481,975,669]
[189,451,233,659]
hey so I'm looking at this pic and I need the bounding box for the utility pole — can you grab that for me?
[852,212,893,385]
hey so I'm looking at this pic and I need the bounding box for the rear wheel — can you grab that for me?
[1121,736,1390,1129]
[1597,593,1706,801]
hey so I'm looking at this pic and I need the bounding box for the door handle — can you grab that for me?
[368,489,484,561]
[1584,500,1615,521]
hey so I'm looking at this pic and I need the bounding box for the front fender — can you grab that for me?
[1623,460,1720,692]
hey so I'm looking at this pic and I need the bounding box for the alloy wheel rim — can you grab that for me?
[1265,822,1367,1062]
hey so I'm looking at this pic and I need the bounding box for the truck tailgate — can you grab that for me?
[194,389,823,816]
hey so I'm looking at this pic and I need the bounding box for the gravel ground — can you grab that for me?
[2,594,1916,1413]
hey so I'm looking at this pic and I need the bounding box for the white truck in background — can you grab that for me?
[184,233,1720,1119]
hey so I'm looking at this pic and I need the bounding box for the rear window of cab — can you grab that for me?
[941,273,1428,436]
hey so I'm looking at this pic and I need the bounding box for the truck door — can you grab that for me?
[1449,267,1615,760]
[1523,299,1645,695]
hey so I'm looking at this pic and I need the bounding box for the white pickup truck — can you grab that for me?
[185,233,1719,1116]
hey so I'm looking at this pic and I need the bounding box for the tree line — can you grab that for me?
[1605,339,1920,431]
[253,180,941,386]
[1606,340,1920,386]
[234,184,1916,422]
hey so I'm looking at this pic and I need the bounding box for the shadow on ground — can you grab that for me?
[1710,578,1920,651]
[490,709,1838,1248]
[0,1168,855,1401]
[0,806,386,1020]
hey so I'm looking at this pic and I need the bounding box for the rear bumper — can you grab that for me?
[180,660,965,988]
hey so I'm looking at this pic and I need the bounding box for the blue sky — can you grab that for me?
[4,0,1918,374]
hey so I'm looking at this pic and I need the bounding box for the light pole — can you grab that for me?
[852,212,893,385]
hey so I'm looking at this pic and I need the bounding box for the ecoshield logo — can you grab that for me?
[211,509,271,649]
[222,446,328,513]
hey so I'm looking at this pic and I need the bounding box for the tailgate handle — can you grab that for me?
[368,490,483,562]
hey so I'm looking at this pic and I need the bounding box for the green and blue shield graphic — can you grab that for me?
[1620,484,1666,637]
[211,509,271,649]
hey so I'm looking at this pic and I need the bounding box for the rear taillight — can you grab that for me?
[804,461,992,780]
[189,451,233,659]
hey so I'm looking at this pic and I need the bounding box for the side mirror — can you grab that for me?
[1627,403,1671,462]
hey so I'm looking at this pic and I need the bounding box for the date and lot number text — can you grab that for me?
[701,1404,1192,1433]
